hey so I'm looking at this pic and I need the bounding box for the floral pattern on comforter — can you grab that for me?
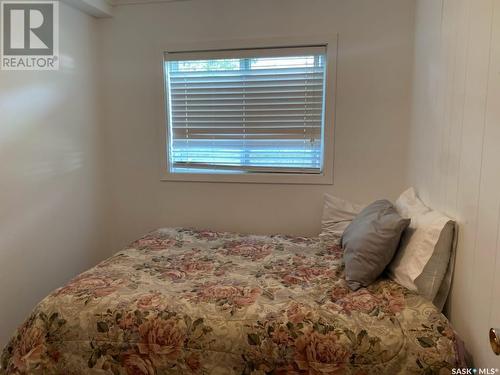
[1,228,459,374]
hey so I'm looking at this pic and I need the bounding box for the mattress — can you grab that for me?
[1,228,461,374]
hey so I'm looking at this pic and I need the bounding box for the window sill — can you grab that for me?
[160,171,333,185]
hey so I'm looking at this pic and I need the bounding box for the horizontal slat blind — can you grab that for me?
[165,46,326,174]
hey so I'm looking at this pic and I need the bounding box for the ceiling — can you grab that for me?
[62,0,194,17]
[109,0,192,5]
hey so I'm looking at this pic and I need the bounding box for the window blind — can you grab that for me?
[164,46,327,174]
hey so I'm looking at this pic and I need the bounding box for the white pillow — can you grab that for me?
[320,194,364,240]
[387,188,456,310]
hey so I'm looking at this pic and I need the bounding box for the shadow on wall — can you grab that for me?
[0,81,105,347]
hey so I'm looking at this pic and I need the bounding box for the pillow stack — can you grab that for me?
[341,200,410,291]
[320,194,364,241]
[387,188,456,310]
[320,188,456,310]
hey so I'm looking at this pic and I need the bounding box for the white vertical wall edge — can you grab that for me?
[410,0,500,367]
[60,0,113,18]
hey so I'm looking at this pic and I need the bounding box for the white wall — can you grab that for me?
[99,0,415,250]
[0,3,105,346]
[409,0,500,366]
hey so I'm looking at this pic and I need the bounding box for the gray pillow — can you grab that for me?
[342,200,410,290]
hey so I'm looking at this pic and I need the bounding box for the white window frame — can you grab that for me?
[160,35,338,185]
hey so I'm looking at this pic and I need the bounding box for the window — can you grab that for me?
[162,42,336,184]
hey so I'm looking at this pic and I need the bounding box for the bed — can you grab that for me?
[1,228,462,374]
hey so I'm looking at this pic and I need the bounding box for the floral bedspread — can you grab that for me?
[1,228,460,374]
